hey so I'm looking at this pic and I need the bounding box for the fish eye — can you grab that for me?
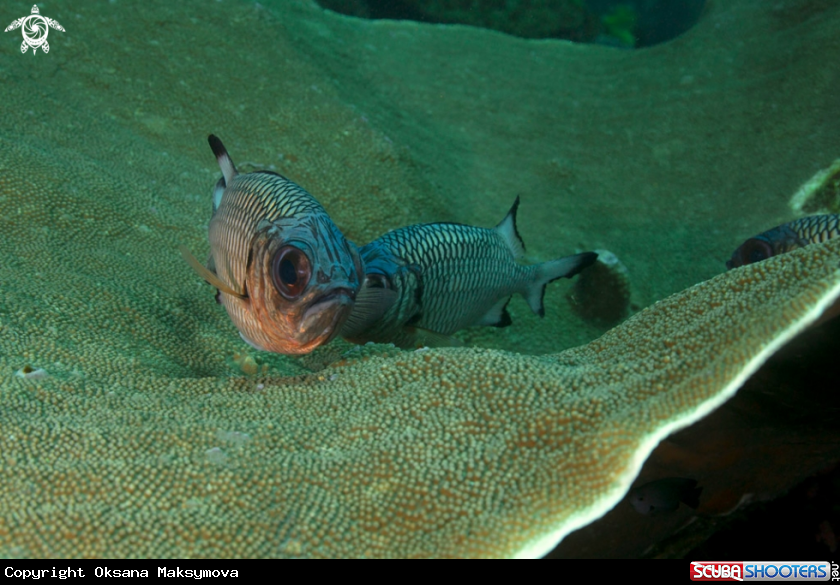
[748,248,767,263]
[741,239,772,265]
[271,246,312,300]
[365,274,390,289]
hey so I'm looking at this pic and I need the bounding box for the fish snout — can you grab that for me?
[300,288,356,341]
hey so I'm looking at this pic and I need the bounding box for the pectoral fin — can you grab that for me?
[5,18,24,32]
[179,245,247,300]
[340,285,397,339]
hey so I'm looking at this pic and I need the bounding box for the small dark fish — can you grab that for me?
[341,197,598,349]
[628,477,702,516]
[181,135,364,355]
[726,215,840,269]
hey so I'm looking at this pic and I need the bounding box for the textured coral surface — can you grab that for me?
[3,234,839,557]
[1,0,839,558]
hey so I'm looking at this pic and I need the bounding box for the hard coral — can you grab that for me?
[3,237,840,557]
[790,159,840,215]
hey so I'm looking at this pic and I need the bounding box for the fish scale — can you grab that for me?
[788,214,840,243]
[210,172,327,291]
[404,227,515,310]
[342,198,598,349]
[727,214,840,269]
[181,135,363,355]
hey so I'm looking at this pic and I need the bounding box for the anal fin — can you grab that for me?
[476,297,513,328]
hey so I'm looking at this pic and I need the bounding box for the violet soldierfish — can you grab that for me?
[181,135,365,355]
[341,197,598,349]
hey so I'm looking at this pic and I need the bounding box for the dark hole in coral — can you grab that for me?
[566,251,631,328]
[315,0,706,48]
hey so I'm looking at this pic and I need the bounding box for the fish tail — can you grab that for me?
[525,252,598,317]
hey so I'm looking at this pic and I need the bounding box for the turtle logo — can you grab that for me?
[4,5,64,55]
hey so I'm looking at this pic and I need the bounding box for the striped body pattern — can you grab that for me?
[726,214,840,269]
[365,222,535,335]
[209,172,336,296]
[343,198,597,348]
[787,214,840,244]
[183,136,363,355]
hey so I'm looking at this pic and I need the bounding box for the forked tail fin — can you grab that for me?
[524,252,598,317]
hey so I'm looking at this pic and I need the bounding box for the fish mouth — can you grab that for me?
[309,287,356,309]
[299,288,356,341]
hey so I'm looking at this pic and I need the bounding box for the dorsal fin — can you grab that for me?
[208,134,238,186]
[494,196,526,259]
[212,177,226,214]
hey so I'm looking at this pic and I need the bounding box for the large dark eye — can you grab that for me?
[271,246,311,299]
[739,239,773,266]
[365,274,390,289]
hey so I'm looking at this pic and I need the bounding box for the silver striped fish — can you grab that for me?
[341,197,598,349]
[726,214,840,269]
[181,135,364,355]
